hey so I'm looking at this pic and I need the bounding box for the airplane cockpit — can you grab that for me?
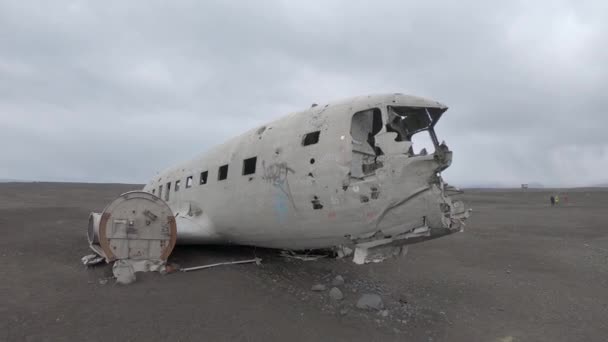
[349,105,449,180]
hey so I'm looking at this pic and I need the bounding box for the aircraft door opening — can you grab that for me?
[350,108,383,179]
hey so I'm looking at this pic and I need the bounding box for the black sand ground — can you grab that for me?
[1,183,607,341]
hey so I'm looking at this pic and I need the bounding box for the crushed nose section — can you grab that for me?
[351,185,471,264]
[346,103,471,264]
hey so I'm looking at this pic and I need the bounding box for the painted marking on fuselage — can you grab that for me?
[262,161,298,214]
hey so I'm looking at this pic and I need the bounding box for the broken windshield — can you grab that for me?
[386,106,443,141]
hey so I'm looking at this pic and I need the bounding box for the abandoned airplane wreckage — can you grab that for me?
[85,93,470,279]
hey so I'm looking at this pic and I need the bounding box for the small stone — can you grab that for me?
[311,284,326,291]
[332,275,345,286]
[329,287,344,301]
[98,278,108,285]
[340,308,349,316]
[356,293,384,310]
[380,310,389,317]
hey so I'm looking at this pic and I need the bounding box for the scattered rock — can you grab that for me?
[332,275,345,286]
[356,293,384,310]
[339,308,349,316]
[98,278,108,285]
[380,310,389,317]
[311,284,326,291]
[329,287,344,301]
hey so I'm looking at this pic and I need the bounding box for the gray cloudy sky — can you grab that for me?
[1,0,607,187]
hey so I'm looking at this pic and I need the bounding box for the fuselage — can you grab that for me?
[142,93,467,250]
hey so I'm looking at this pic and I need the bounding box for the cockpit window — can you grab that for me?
[387,106,443,141]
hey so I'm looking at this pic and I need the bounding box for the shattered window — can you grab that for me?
[386,106,442,141]
[218,164,229,181]
[243,157,257,175]
[175,180,181,192]
[302,131,320,146]
[186,176,193,188]
[200,171,208,185]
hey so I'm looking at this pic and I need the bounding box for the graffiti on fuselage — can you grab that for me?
[262,161,298,219]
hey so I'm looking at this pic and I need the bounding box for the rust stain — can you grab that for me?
[98,212,116,262]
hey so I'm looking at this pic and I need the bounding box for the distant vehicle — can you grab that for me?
[88,94,470,264]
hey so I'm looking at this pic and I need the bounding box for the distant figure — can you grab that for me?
[555,195,560,205]
[550,195,555,206]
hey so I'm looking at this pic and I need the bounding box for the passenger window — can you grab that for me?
[175,180,181,192]
[152,189,156,195]
[200,171,208,185]
[302,131,320,146]
[218,164,229,181]
[158,185,163,198]
[242,157,257,175]
[165,182,171,201]
[186,176,193,188]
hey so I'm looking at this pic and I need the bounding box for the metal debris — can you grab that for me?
[280,250,327,261]
[81,254,104,266]
[113,260,137,285]
[112,259,167,285]
[353,244,409,265]
[180,258,262,272]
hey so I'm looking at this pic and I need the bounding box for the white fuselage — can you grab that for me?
[142,94,466,250]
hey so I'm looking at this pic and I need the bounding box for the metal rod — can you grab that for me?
[180,258,261,272]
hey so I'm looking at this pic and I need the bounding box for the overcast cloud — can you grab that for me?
[1,0,607,187]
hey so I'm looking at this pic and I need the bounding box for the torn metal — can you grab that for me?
[280,250,328,261]
[81,254,104,266]
[113,259,166,285]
